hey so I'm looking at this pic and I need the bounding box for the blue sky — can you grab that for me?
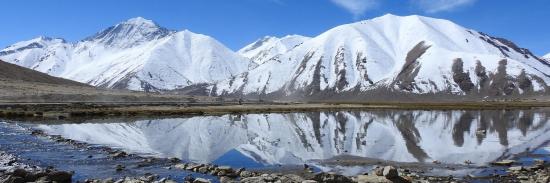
[1,0,549,55]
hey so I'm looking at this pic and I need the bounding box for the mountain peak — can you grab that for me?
[84,17,173,48]
[122,17,158,27]
[543,53,550,61]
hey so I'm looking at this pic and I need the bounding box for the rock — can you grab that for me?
[110,151,127,158]
[193,178,211,183]
[464,160,473,165]
[279,174,305,182]
[235,168,245,174]
[174,163,187,170]
[186,164,202,171]
[476,130,487,135]
[217,166,233,172]
[198,167,209,174]
[383,166,399,179]
[183,175,195,182]
[302,180,318,183]
[357,175,393,183]
[115,164,125,171]
[372,167,384,176]
[312,172,353,183]
[517,175,529,180]
[491,160,515,166]
[508,166,524,172]
[219,176,233,183]
[1,175,25,183]
[240,171,253,178]
[47,171,73,182]
[169,157,181,163]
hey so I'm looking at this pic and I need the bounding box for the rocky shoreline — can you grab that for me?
[1,129,549,183]
[0,151,73,183]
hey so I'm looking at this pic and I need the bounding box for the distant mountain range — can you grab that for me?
[2,15,550,100]
[0,17,253,92]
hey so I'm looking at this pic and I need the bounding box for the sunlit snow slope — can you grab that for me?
[0,17,253,91]
[214,14,550,98]
[238,35,311,65]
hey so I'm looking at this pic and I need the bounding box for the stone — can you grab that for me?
[110,151,127,158]
[312,172,353,183]
[115,164,125,171]
[219,176,233,183]
[279,174,304,182]
[174,163,187,170]
[47,171,73,182]
[193,178,211,183]
[169,157,181,163]
[382,166,399,179]
[240,171,254,178]
[357,175,393,183]
[302,181,318,183]
[198,167,209,174]
[217,166,233,172]
[373,167,384,176]
[491,160,515,166]
[508,166,524,172]
[186,164,202,171]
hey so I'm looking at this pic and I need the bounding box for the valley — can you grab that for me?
[1,12,550,183]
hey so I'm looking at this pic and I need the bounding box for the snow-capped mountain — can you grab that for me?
[212,14,550,99]
[36,110,550,167]
[0,17,253,91]
[238,35,311,64]
[543,53,550,61]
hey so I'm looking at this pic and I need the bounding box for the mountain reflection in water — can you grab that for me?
[36,110,550,167]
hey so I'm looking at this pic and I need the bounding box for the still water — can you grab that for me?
[2,109,550,179]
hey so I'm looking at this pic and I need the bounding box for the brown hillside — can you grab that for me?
[0,60,88,87]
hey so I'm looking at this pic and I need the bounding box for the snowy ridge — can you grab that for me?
[238,35,311,64]
[213,14,550,98]
[0,17,252,91]
[36,110,550,167]
[544,53,550,61]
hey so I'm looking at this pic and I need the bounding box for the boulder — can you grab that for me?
[382,166,399,179]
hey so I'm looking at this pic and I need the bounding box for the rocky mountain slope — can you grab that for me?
[0,17,253,92]
[238,35,311,65]
[212,14,550,100]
